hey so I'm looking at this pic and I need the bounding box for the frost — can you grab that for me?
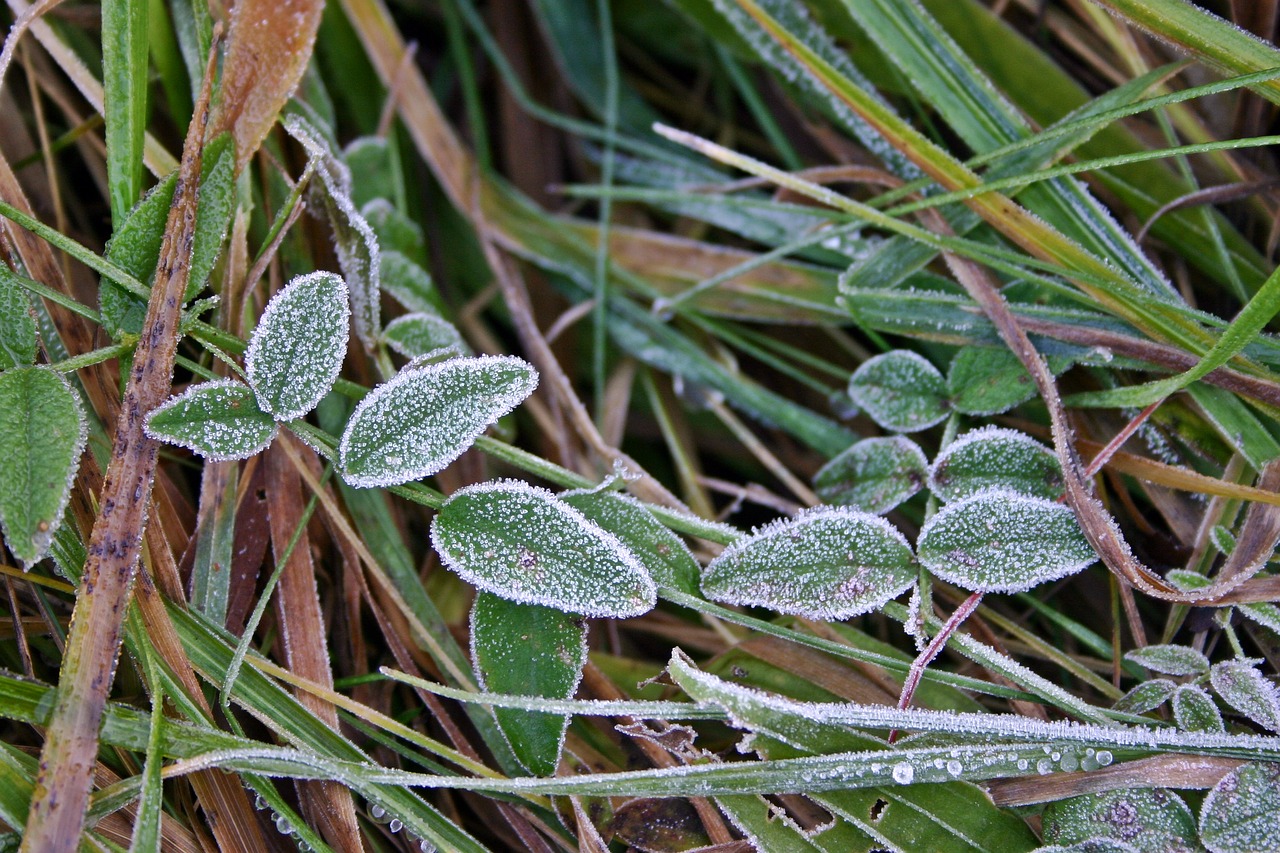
[1172,684,1224,734]
[847,350,949,433]
[0,271,38,369]
[339,355,538,488]
[1200,762,1280,853]
[431,480,657,618]
[144,379,278,462]
[929,426,1063,502]
[381,312,468,360]
[701,506,915,620]
[1124,644,1210,678]
[813,435,927,514]
[1112,680,1175,715]
[1042,789,1198,853]
[244,271,350,420]
[917,488,1095,593]
[561,491,701,594]
[1209,660,1280,733]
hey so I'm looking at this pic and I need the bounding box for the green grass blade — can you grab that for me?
[102,0,150,224]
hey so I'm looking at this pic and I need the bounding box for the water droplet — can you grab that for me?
[1036,758,1054,775]
[420,841,437,853]
[254,795,267,810]
[370,804,387,820]
[891,762,915,784]
[946,759,963,776]
[1096,750,1113,766]
[1060,753,1080,772]
[389,819,403,833]
[275,814,293,835]
[1017,759,1029,770]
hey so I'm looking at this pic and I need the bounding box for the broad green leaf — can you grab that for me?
[103,0,149,223]
[847,350,948,433]
[813,435,927,514]
[1209,660,1280,733]
[0,367,87,567]
[1124,645,1210,677]
[338,355,538,487]
[380,251,438,314]
[947,347,1066,415]
[929,427,1064,503]
[1042,789,1198,853]
[342,137,399,207]
[1035,842,1140,853]
[917,490,1095,593]
[362,199,428,268]
[470,592,587,776]
[431,481,657,617]
[1113,679,1175,715]
[1172,685,1224,734]
[144,379,278,461]
[1199,761,1280,853]
[701,507,915,620]
[561,491,701,594]
[244,271,350,420]
[381,313,468,360]
[0,271,37,369]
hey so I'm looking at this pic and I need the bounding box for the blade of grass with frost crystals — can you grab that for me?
[102,0,149,224]
[127,650,165,853]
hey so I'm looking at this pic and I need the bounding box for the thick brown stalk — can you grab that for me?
[20,56,213,853]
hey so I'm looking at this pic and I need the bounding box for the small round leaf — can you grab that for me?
[1172,684,1224,733]
[1209,660,1280,733]
[381,312,467,359]
[144,379,278,461]
[929,426,1063,503]
[813,436,927,514]
[1124,644,1210,678]
[1200,761,1280,853]
[917,489,1095,593]
[701,507,915,620]
[562,491,701,594]
[847,350,948,433]
[431,481,656,617]
[1043,789,1198,853]
[1113,679,1175,715]
[946,346,1039,415]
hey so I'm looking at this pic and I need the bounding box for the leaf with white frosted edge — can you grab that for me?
[1034,842,1141,853]
[929,426,1064,503]
[144,379,278,462]
[1112,679,1175,715]
[1209,660,1280,733]
[813,436,926,514]
[0,367,87,567]
[1172,684,1224,733]
[339,356,538,487]
[1042,789,1198,853]
[470,592,587,776]
[700,507,915,620]
[561,491,700,594]
[1200,762,1280,853]
[946,347,1071,416]
[244,271,350,420]
[847,350,948,433]
[0,270,38,369]
[1124,644,1210,678]
[431,480,656,617]
[917,489,1095,593]
[381,312,468,360]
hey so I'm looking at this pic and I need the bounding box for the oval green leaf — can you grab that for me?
[1209,660,1280,733]
[1200,762,1280,853]
[1043,789,1197,853]
[245,271,350,420]
[339,355,538,488]
[0,270,38,369]
[929,426,1063,503]
[1172,684,1224,733]
[144,379,278,461]
[1124,644,1210,677]
[946,346,1043,415]
[471,592,587,776]
[1113,679,1175,715]
[381,312,467,360]
[0,366,87,567]
[917,489,1095,593]
[561,491,701,594]
[701,507,915,620]
[813,435,927,514]
[847,350,948,433]
[431,481,656,617]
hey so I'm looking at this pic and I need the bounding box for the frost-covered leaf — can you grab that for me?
[1113,679,1176,715]
[339,355,537,487]
[431,481,657,617]
[1199,761,1280,853]
[1172,684,1224,733]
[380,251,439,315]
[847,350,949,432]
[701,507,915,620]
[1124,644,1211,678]
[244,271,349,420]
[144,379,278,461]
[916,489,1095,593]
[0,270,38,369]
[1034,842,1141,853]
[0,367,87,567]
[929,426,1064,503]
[1209,660,1280,733]
[470,592,587,776]
[561,491,700,594]
[812,435,926,514]
[946,347,1069,415]
[1042,789,1199,853]
[381,312,467,360]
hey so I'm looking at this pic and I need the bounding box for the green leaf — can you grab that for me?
[813,435,927,514]
[1043,789,1197,853]
[929,427,1064,503]
[917,489,1095,593]
[470,592,587,776]
[338,355,538,488]
[701,507,915,620]
[561,490,701,594]
[1172,685,1224,734]
[1124,644,1210,677]
[381,313,468,360]
[847,350,948,433]
[1113,679,1175,715]
[144,379,278,461]
[431,480,657,617]
[362,200,427,268]
[947,346,1057,415]
[244,271,350,420]
[0,270,38,369]
[103,0,149,223]
[1209,660,1280,733]
[380,251,438,315]
[0,367,87,567]
[1199,761,1280,853]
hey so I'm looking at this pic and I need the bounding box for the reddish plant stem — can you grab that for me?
[889,591,984,744]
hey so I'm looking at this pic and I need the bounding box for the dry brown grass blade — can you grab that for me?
[986,754,1243,806]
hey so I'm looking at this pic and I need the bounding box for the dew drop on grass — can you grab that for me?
[1096,750,1113,767]
[389,819,403,833]
[891,761,914,784]
[946,759,963,776]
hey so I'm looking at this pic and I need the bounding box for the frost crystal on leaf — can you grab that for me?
[1042,789,1199,853]
[1200,761,1280,853]
[144,379,278,462]
[339,355,538,488]
[1172,684,1224,733]
[1209,660,1280,733]
[847,350,949,433]
[245,271,350,420]
[561,491,701,595]
[431,480,657,618]
[813,435,927,514]
[701,506,915,620]
[1124,644,1210,678]
[929,426,1063,503]
[381,312,468,360]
